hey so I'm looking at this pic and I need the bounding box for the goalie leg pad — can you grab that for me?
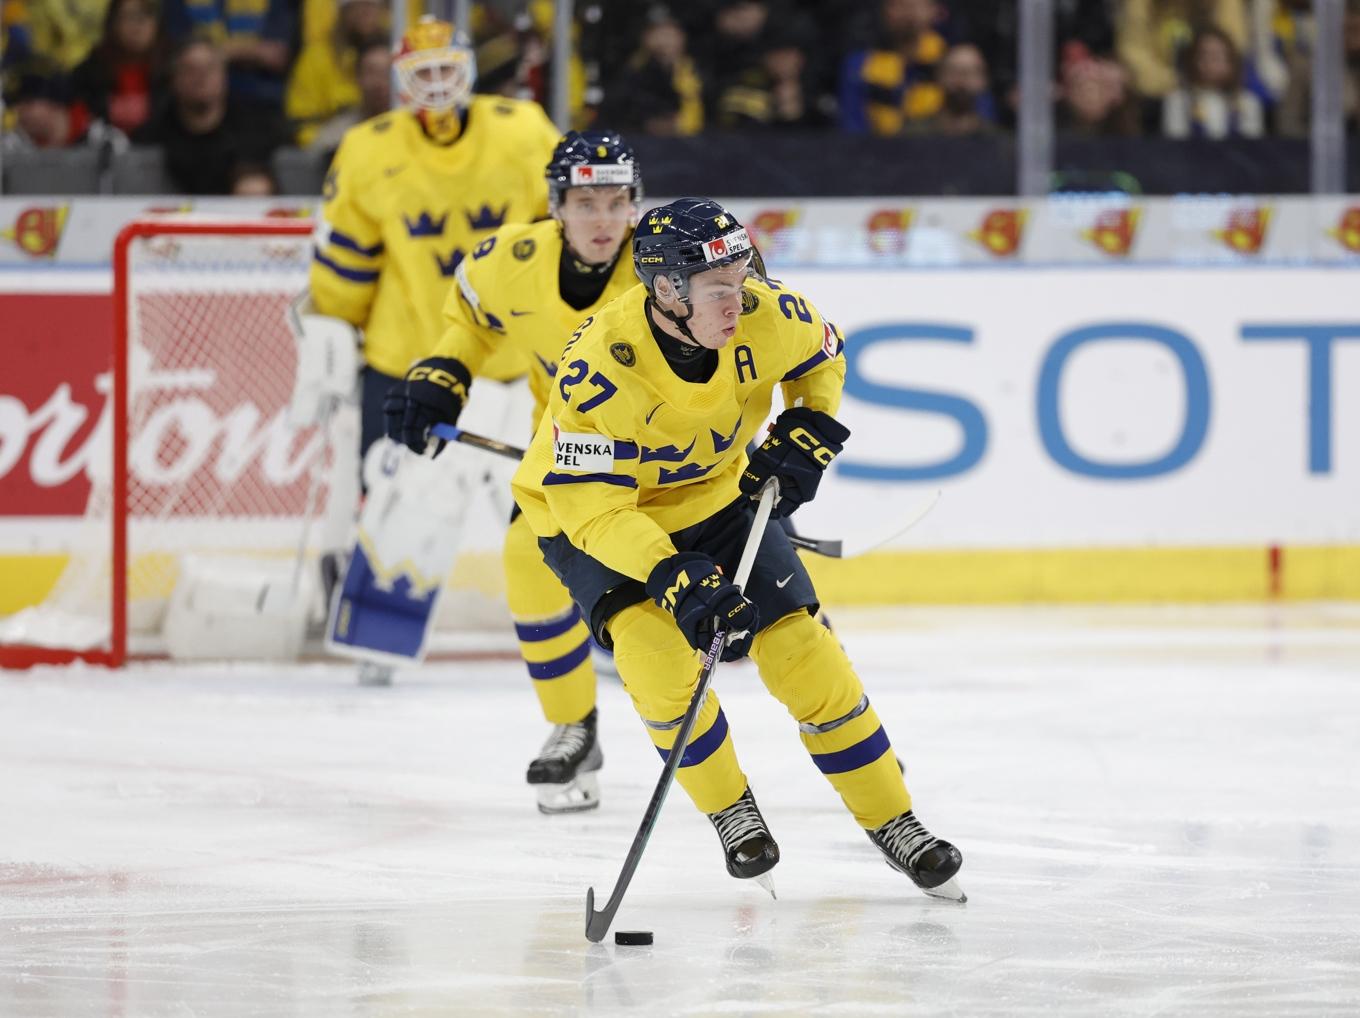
[505,514,596,725]
[164,555,316,662]
[609,601,749,815]
[751,610,912,830]
[326,440,476,664]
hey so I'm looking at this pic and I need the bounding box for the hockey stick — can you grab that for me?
[429,422,528,462]
[427,423,938,557]
[583,479,778,944]
[798,488,943,558]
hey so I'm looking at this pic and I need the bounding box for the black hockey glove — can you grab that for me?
[739,407,850,517]
[383,357,472,454]
[646,552,759,662]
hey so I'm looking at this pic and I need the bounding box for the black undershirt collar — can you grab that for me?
[646,300,718,383]
[559,242,616,311]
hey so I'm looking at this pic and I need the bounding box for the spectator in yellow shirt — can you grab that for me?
[1118,0,1247,99]
[286,0,385,147]
[303,37,391,152]
[2,0,109,70]
[839,0,947,135]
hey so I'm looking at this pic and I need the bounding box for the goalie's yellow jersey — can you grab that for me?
[310,96,561,379]
[430,218,638,427]
[511,278,847,582]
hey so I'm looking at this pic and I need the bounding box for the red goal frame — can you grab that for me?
[0,217,315,669]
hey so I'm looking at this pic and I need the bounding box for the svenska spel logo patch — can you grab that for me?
[702,228,752,263]
[821,321,840,360]
[553,423,616,472]
[570,164,634,186]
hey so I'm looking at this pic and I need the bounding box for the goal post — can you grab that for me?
[0,217,322,668]
[1,215,523,670]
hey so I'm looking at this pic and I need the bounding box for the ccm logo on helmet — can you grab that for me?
[703,228,752,262]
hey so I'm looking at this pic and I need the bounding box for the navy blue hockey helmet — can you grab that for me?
[632,198,759,302]
[545,130,643,214]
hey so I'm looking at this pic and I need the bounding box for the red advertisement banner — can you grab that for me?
[1,294,110,515]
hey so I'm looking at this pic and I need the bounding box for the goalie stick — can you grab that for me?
[426,423,941,556]
[583,479,778,943]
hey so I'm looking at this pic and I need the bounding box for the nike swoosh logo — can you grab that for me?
[645,402,664,425]
[776,574,794,588]
[510,309,533,316]
[383,165,406,177]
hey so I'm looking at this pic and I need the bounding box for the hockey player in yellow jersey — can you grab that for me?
[510,199,966,900]
[310,16,561,458]
[382,132,644,814]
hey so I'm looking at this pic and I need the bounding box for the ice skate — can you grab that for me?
[526,708,603,814]
[708,786,780,898]
[868,810,966,902]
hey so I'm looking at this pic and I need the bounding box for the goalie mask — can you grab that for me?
[633,198,767,304]
[394,16,476,112]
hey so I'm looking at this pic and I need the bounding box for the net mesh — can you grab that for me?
[0,223,328,659]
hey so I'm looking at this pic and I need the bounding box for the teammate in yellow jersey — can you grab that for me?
[510,199,966,900]
[382,132,644,814]
[309,16,561,460]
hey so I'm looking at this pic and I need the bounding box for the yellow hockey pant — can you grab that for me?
[609,603,911,829]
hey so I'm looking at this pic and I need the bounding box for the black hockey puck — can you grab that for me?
[614,930,653,946]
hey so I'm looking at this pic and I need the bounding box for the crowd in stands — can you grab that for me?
[3,0,1359,195]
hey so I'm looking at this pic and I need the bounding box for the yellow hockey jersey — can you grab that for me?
[511,278,847,582]
[310,96,561,379]
[431,218,638,427]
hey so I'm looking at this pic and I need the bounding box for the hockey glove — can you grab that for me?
[739,407,850,517]
[383,357,472,454]
[646,552,759,662]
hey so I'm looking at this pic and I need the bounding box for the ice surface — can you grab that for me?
[2,605,1358,1017]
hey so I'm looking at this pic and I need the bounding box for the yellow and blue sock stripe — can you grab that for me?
[515,604,596,725]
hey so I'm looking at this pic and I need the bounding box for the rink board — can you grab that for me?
[3,256,1358,610]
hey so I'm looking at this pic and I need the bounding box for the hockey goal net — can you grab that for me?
[1,217,521,669]
[0,219,340,667]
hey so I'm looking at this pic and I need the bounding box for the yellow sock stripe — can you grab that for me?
[641,701,747,815]
[828,753,913,830]
[645,694,723,752]
[532,663,596,726]
[799,703,889,759]
[517,619,592,671]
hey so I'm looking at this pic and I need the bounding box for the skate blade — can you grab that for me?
[752,871,777,900]
[923,877,967,903]
[534,770,601,815]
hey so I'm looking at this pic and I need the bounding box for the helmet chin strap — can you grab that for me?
[648,295,700,345]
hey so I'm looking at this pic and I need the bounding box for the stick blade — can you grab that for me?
[839,489,943,559]
[584,887,609,943]
[802,536,843,557]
